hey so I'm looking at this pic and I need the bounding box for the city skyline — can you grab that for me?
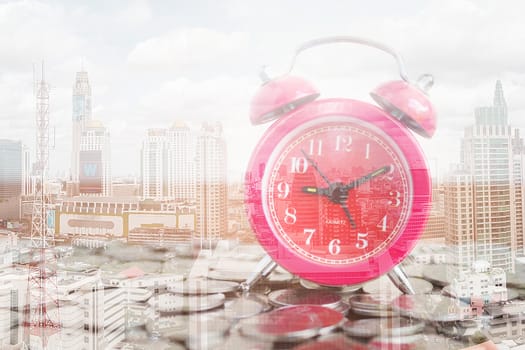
[0,1,524,181]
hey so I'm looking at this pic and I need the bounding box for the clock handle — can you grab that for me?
[387,265,416,295]
[239,254,278,293]
[287,36,409,82]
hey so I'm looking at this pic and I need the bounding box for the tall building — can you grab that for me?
[71,70,92,183]
[446,81,524,273]
[0,140,30,219]
[0,140,23,200]
[445,168,475,274]
[79,120,112,196]
[141,129,168,200]
[195,122,227,246]
[167,122,196,201]
[141,124,196,201]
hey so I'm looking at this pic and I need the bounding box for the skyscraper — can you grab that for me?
[141,129,168,200]
[71,70,92,183]
[79,120,112,196]
[195,122,227,246]
[141,123,197,201]
[0,140,29,219]
[446,81,524,273]
[0,140,23,200]
[167,122,196,202]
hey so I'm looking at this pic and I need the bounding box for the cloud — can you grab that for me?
[127,28,250,72]
[0,1,80,71]
[116,0,152,25]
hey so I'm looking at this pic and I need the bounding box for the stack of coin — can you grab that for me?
[238,305,344,343]
[348,294,396,317]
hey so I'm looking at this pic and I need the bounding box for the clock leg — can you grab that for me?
[239,254,278,293]
[387,265,415,295]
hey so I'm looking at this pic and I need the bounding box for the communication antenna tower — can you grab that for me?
[24,62,61,350]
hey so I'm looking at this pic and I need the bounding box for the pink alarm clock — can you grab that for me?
[245,36,436,287]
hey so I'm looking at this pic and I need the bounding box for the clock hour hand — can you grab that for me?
[339,201,357,229]
[300,149,332,185]
[343,165,392,191]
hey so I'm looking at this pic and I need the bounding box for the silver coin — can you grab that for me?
[299,279,362,293]
[291,333,365,350]
[145,314,189,341]
[185,317,231,350]
[310,305,346,335]
[350,306,395,318]
[125,326,151,342]
[348,294,394,311]
[362,276,433,296]
[208,269,252,282]
[125,340,186,350]
[422,264,454,287]
[343,317,425,338]
[401,263,426,279]
[370,333,466,350]
[224,295,268,320]
[333,301,351,315]
[167,279,239,295]
[100,260,163,276]
[216,332,273,350]
[239,305,342,343]
[268,289,342,309]
[149,293,225,313]
[392,294,472,322]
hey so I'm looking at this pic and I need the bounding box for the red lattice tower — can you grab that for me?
[24,63,61,349]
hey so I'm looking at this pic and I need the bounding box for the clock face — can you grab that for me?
[246,99,431,285]
[262,116,411,266]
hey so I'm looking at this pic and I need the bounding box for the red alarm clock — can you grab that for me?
[245,36,435,286]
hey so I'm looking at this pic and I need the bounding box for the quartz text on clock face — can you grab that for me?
[263,118,412,266]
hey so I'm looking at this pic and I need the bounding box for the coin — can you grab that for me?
[122,339,186,350]
[224,294,268,320]
[268,289,342,309]
[392,294,472,322]
[299,279,362,293]
[145,314,189,341]
[343,317,425,338]
[422,264,454,287]
[148,293,226,313]
[362,276,433,296]
[292,333,368,350]
[167,279,239,295]
[185,316,231,350]
[370,333,467,350]
[307,305,345,335]
[239,305,340,343]
[348,294,395,311]
[216,332,273,350]
[208,269,252,282]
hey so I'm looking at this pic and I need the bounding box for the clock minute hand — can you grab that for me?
[343,165,392,191]
[300,149,332,185]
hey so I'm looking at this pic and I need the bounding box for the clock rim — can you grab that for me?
[245,98,431,286]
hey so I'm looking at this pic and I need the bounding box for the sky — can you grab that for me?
[0,0,524,182]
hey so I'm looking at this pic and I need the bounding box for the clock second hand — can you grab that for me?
[300,149,332,185]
